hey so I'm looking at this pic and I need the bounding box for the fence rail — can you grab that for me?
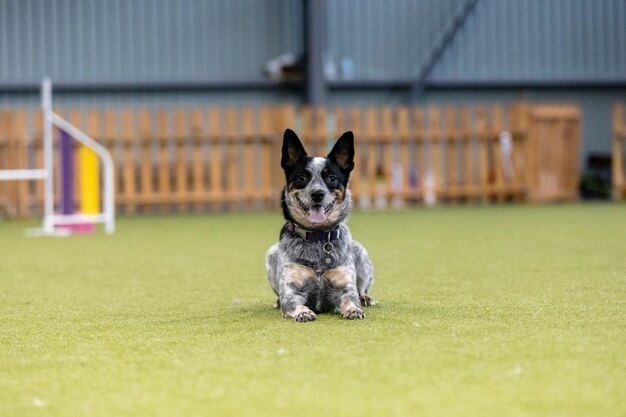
[613,103,626,200]
[0,103,580,218]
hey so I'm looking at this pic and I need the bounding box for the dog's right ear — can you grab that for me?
[281,129,308,174]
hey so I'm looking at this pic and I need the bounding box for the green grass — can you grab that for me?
[1,204,625,417]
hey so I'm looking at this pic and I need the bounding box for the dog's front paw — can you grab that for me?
[342,306,365,320]
[360,294,376,307]
[294,309,317,323]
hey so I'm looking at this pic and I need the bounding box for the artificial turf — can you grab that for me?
[1,204,625,417]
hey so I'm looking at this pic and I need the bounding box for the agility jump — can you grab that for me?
[0,78,114,235]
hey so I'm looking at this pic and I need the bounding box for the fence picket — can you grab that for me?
[225,108,239,205]
[174,109,189,209]
[427,107,443,200]
[348,108,362,201]
[0,113,8,214]
[259,106,274,206]
[119,110,136,213]
[444,107,458,200]
[190,108,205,210]
[612,103,626,200]
[475,107,490,201]
[7,112,19,215]
[395,108,411,202]
[242,107,256,203]
[207,108,222,207]
[157,110,171,210]
[365,108,379,204]
[381,107,394,204]
[411,108,425,200]
[14,111,29,217]
[136,110,152,210]
[491,105,505,201]
[460,107,473,199]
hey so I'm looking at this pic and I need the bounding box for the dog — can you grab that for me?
[265,129,374,322]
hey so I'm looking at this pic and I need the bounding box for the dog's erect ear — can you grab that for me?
[281,129,308,174]
[327,131,355,175]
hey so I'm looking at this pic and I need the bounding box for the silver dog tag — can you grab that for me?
[322,242,334,267]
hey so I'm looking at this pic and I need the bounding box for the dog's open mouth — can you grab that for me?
[295,195,336,224]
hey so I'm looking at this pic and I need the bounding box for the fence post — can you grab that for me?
[510,102,530,201]
[120,109,137,213]
[613,104,625,200]
[258,106,275,208]
[207,108,223,209]
[14,111,30,217]
[190,108,205,211]
[271,106,296,192]
[137,109,153,212]
[225,107,239,207]
[491,105,505,202]
[157,109,171,211]
[174,109,189,211]
[6,112,18,216]
[443,107,457,201]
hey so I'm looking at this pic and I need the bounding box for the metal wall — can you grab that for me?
[430,0,626,83]
[2,0,625,89]
[326,0,626,82]
[326,0,460,79]
[0,0,302,84]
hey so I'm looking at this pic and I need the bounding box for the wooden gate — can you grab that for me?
[613,103,626,200]
[522,105,581,202]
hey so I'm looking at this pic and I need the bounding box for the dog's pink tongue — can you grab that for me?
[308,206,326,224]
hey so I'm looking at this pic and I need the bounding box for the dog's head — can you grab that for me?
[281,129,354,230]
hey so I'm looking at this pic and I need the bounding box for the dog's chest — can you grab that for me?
[280,235,351,274]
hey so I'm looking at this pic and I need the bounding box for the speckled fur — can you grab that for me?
[265,129,374,322]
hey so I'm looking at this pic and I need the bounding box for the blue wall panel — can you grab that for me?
[2,0,625,86]
[0,0,303,84]
[326,0,460,79]
[430,0,626,82]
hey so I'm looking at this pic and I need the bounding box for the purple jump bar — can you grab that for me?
[59,129,74,215]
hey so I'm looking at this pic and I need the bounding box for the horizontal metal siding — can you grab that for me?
[2,0,625,85]
[430,0,626,81]
[0,0,303,84]
[326,0,461,79]
[325,0,626,81]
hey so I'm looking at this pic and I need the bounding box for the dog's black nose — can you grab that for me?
[311,190,325,203]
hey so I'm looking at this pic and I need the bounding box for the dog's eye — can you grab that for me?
[297,174,308,183]
[327,175,338,185]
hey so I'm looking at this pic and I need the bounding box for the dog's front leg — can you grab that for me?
[280,264,317,322]
[324,266,365,320]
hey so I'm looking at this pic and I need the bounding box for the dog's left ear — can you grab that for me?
[281,128,308,172]
[327,131,355,176]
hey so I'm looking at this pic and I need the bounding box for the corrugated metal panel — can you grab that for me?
[0,0,303,84]
[326,0,461,79]
[430,0,626,82]
[324,0,626,81]
[2,0,625,85]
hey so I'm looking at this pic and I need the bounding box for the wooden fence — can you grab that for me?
[613,103,626,200]
[0,103,580,218]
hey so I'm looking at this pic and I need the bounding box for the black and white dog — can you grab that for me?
[265,129,374,322]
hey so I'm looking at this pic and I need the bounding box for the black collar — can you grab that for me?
[286,221,341,242]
